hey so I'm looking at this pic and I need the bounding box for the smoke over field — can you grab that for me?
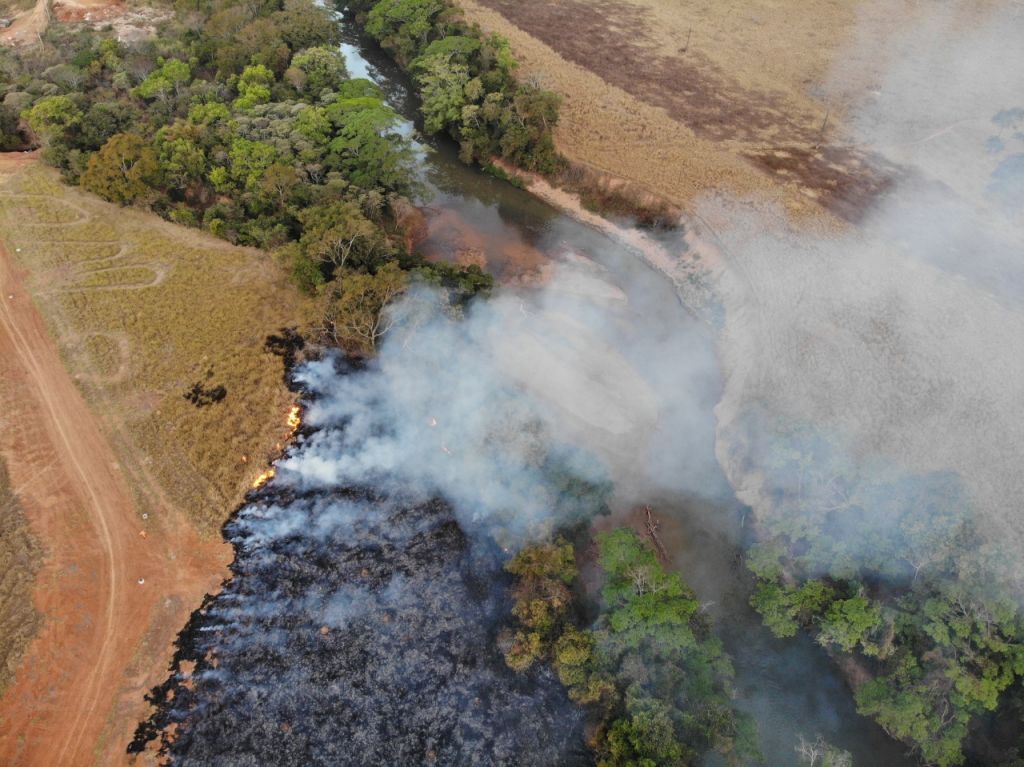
[711,2,1024,582]
[132,238,735,763]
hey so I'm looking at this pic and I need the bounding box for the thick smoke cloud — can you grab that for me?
[283,252,727,537]
[136,251,728,765]
[710,1,1024,582]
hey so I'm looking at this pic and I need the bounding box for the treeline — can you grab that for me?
[349,0,562,174]
[504,530,760,766]
[739,413,1024,767]
[0,0,491,353]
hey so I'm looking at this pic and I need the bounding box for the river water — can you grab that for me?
[336,16,916,767]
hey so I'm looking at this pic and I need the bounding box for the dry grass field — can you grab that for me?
[458,0,1004,225]
[0,157,313,533]
[0,154,315,763]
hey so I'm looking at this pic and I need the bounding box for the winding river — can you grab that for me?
[336,15,916,767]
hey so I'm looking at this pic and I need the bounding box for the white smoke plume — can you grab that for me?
[710,1,1024,580]
[276,247,725,544]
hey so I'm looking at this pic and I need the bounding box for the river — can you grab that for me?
[337,14,916,767]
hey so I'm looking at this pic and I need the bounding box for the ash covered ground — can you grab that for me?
[132,351,593,767]
[135,491,586,766]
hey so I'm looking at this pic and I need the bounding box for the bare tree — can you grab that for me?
[321,262,408,353]
[796,734,852,767]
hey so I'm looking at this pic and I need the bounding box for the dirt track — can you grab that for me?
[0,235,229,765]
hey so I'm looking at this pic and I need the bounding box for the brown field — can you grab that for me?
[1,0,166,47]
[0,153,312,766]
[458,0,999,225]
[0,0,47,45]
[0,156,313,533]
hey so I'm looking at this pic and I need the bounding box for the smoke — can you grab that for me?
[135,247,733,765]
[280,252,727,540]
[709,1,1024,583]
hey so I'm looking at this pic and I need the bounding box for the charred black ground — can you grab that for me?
[131,360,590,767]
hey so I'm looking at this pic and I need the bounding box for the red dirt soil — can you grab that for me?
[0,227,229,765]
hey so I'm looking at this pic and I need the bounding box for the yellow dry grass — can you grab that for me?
[0,159,315,533]
[457,0,1002,225]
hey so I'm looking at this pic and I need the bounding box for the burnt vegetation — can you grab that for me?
[131,456,590,765]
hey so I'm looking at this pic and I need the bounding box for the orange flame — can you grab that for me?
[250,406,301,490]
[252,468,276,489]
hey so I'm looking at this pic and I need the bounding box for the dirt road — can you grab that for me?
[0,239,229,765]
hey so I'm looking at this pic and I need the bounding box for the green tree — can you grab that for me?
[233,64,275,111]
[365,0,447,66]
[602,693,688,767]
[750,579,834,639]
[134,58,192,102]
[413,51,470,134]
[278,241,326,294]
[503,539,577,671]
[323,89,413,192]
[592,530,758,766]
[155,123,208,190]
[554,626,615,704]
[816,594,883,654]
[299,200,388,273]
[276,0,342,52]
[22,95,82,147]
[227,137,278,191]
[599,528,700,654]
[80,132,161,205]
[287,46,349,99]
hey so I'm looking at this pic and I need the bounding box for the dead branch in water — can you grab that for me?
[644,506,671,564]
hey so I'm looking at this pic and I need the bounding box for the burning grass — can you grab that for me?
[0,159,315,532]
